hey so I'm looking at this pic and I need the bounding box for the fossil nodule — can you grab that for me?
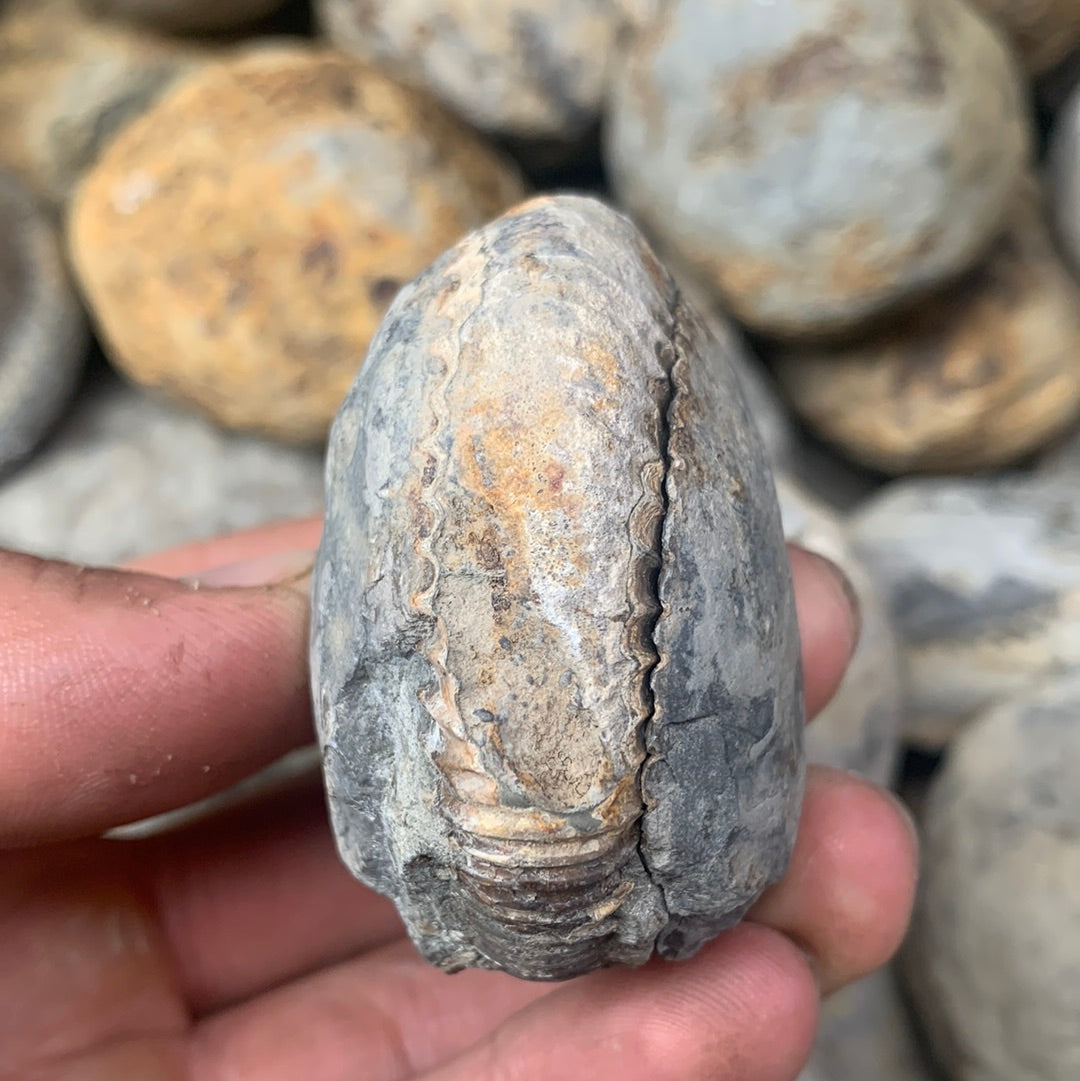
[310,194,805,981]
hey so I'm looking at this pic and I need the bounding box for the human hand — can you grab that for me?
[0,520,916,1080]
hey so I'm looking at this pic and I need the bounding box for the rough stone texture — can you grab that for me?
[772,179,1080,474]
[0,0,209,209]
[68,46,526,444]
[0,171,87,477]
[317,0,657,143]
[848,475,1080,748]
[776,477,903,786]
[1048,77,1080,275]
[311,194,804,981]
[968,0,1080,75]
[606,0,1030,339]
[79,0,287,34]
[799,968,933,1081]
[904,673,1080,1080]
[0,369,325,565]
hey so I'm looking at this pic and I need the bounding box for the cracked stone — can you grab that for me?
[310,193,804,980]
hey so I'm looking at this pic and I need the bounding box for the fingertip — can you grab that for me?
[787,544,861,719]
[750,766,919,996]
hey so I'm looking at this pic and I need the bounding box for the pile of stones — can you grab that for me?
[3,0,1079,1076]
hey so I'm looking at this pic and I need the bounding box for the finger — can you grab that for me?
[787,544,861,720]
[0,550,313,847]
[190,924,816,1081]
[143,539,861,1012]
[146,770,405,1015]
[126,516,323,578]
[748,765,919,995]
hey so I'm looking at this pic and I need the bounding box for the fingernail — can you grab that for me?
[181,549,315,590]
[807,550,863,660]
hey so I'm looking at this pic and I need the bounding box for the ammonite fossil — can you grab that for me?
[310,194,804,980]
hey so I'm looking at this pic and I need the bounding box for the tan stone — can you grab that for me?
[68,46,527,443]
[0,0,211,209]
[968,0,1080,75]
[773,179,1080,474]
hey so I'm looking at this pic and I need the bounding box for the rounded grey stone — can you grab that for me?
[904,673,1080,1080]
[311,193,804,981]
[317,0,659,143]
[0,370,325,564]
[848,475,1080,748]
[777,477,903,787]
[606,0,1031,338]
[0,170,86,477]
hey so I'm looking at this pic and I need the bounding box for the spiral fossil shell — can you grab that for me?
[310,194,804,980]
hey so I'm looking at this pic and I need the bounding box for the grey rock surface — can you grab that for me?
[606,0,1030,338]
[317,0,658,143]
[0,369,325,565]
[0,170,87,477]
[799,968,934,1081]
[311,194,804,981]
[848,475,1080,748]
[1048,77,1080,276]
[904,673,1080,1080]
[776,477,903,786]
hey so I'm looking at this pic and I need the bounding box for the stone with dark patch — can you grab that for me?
[311,194,803,980]
[0,170,86,476]
[605,0,1030,338]
[849,474,1080,748]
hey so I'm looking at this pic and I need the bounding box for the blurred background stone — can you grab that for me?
[317,0,657,149]
[67,45,526,443]
[0,0,210,210]
[967,0,1080,75]
[1048,75,1080,274]
[777,477,904,786]
[0,367,325,565]
[79,0,288,35]
[772,178,1080,474]
[606,0,1030,338]
[849,474,1080,748]
[0,170,87,478]
[799,968,934,1081]
[904,673,1080,1080]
